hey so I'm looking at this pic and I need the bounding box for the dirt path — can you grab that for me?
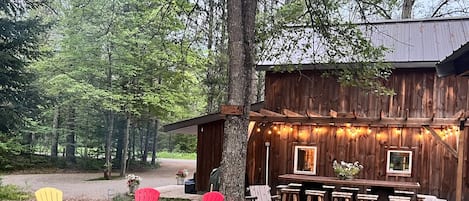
[1,158,196,200]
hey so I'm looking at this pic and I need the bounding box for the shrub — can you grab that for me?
[0,184,32,201]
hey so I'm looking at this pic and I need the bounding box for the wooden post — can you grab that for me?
[456,119,466,201]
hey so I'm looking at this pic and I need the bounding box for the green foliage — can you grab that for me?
[0,1,49,133]
[257,0,394,95]
[158,133,197,153]
[0,184,32,201]
[157,151,196,160]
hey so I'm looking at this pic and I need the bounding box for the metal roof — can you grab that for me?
[436,41,469,77]
[258,17,469,67]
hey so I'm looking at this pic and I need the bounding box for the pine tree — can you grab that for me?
[0,1,47,133]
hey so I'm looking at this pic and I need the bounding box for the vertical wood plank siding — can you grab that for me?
[250,68,469,199]
[197,120,224,192]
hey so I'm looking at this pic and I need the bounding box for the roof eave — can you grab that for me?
[256,61,438,71]
[436,42,469,77]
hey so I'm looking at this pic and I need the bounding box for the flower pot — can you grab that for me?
[128,185,139,195]
[177,176,185,185]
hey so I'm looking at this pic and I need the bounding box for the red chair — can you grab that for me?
[135,188,160,201]
[202,191,224,201]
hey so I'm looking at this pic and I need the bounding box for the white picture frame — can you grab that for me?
[386,150,412,175]
[293,145,317,175]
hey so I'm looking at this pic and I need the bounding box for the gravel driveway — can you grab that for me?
[1,158,196,200]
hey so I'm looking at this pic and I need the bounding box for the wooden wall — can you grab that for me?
[196,120,224,192]
[253,68,469,200]
[265,68,469,118]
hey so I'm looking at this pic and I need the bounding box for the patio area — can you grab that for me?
[156,185,202,200]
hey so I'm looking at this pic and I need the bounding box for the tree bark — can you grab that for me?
[221,0,257,200]
[65,106,76,163]
[401,0,415,18]
[151,119,158,166]
[104,40,114,180]
[120,114,131,176]
[104,110,114,180]
[142,119,151,163]
[51,106,60,159]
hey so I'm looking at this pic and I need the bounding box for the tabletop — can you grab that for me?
[278,174,421,189]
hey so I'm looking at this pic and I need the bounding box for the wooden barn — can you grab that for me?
[163,17,469,201]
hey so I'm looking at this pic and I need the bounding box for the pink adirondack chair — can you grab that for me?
[134,188,160,201]
[202,191,224,201]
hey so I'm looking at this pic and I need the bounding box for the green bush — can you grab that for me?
[0,184,32,201]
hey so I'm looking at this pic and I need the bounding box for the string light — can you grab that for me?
[256,128,261,132]
[268,130,272,135]
[395,128,402,135]
[337,127,344,135]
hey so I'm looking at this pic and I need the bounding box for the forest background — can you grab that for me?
[1,0,468,183]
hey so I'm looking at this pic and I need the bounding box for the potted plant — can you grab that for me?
[333,160,363,180]
[176,169,189,185]
[125,174,141,195]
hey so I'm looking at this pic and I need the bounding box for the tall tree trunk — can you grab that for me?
[104,41,114,180]
[206,0,216,113]
[51,106,60,159]
[221,0,257,200]
[120,114,131,176]
[65,106,76,163]
[401,0,415,18]
[116,119,124,166]
[151,119,158,166]
[104,110,114,179]
[141,119,151,163]
[132,126,136,160]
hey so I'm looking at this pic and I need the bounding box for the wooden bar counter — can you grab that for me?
[278,174,420,201]
[278,174,420,189]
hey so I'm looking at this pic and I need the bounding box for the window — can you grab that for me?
[386,150,412,175]
[293,146,317,175]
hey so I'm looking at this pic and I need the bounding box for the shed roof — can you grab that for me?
[436,41,469,77]
[258,17,469,68]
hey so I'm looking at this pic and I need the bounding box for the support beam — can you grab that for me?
[423,125,457,158]
[248,116,469,128]
[456,119,466,201]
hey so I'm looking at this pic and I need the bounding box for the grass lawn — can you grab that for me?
[157,152,196,160]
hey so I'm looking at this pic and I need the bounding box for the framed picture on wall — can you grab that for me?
[293,145,317,175]
[386,150,412,176]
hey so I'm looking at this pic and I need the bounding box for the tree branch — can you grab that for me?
[431,0,450,17]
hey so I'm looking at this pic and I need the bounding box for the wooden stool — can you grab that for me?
[288,183,303,188]
[305,190,326,201]
[276,185,289,196]
[322,185,335,201]
[280,188,300,201]
[394,190,415,198]
[388,195,411,201]
[356,194,379,201]
[331,192,353,201]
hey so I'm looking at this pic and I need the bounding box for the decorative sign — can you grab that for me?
[221,105,244,115]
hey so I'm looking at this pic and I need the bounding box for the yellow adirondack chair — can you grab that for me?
[35,187,63,201]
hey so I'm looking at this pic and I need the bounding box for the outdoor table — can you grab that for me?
[278,174,420,201]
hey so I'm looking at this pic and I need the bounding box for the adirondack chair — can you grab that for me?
[248,185,280,201]
[35,187,63,201]
[202,191,224,201]
[135,188,160,201]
